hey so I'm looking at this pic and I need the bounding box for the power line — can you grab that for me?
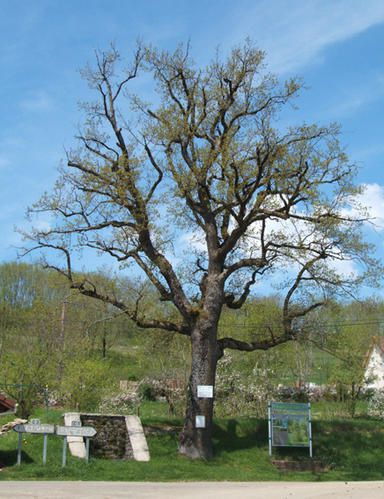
[218,318,384,331]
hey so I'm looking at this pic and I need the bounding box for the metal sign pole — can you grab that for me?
[268,402,272,457]
[308,403,313,458]
[62,436,67,467]
[14,420,54,465]
[85,438,90,463]
[17,432,22,466]
[43,434,48,465]
[56,425,96,464]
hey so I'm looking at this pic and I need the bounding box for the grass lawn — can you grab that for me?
[0,406,383,481]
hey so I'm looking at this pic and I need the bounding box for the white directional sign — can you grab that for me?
[14,423,55,434]
[13,420,97,466]
[56,425,97,437]
[13,419,55,466]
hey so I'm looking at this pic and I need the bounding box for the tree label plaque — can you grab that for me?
[195,415,206,428]
[197,385,213,398]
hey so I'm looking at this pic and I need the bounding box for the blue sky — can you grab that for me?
[1,0,384,292]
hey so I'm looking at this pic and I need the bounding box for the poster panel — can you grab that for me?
[270,402,310,448]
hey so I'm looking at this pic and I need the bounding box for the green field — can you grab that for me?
[0,406,383,481]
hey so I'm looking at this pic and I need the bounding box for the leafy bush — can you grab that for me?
[276,384,336,403]
[138,383,157,401]
[60,358,112,411]
[98,390,141,414]
[215,353,277,417]
[368,389,384,420]
[140,375,186,416]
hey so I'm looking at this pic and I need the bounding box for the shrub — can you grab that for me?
[368,389,384,420]
[60,358,112,411]
[138,383,157,401]
[215,353,277,417]
[98,391,141,414]
[140,375,186,416]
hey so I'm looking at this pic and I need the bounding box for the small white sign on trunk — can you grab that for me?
[197,385,213,398]
[195,415,206,428]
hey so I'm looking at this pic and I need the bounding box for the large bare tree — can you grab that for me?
[25,42,378,459]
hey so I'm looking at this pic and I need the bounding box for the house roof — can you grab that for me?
[370,336,384,354]
[0,394,16,411]
[377,337,384,353]
[364,336,384,369]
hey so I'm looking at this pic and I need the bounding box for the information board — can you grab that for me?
[268,402,312,457]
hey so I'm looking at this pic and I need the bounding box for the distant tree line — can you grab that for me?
[0,261,382,419]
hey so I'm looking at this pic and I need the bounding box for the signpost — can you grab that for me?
[13,419,55,465]
[56,425,97,438]
[56,424,97,466]
[268,402,312,457]
[13,419,97,466]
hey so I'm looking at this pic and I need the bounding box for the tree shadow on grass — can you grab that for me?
[313,419,384,480]
[0,450,34,468]
[213,418,311,460]
[212,417,384,479]
[213,418,269,456]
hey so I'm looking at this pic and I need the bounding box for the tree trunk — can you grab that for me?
[179,329,219,459]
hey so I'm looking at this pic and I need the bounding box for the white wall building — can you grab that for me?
[364,338,384,391]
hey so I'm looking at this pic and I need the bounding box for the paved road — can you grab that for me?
[0,481,383,498]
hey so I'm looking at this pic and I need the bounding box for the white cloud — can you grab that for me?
[19,91,54,112]
[178,231,207,254]
[168,181,384,287]
[15,214,52,241]
[0,156,10,169]
[328,257,357,278]
[178,207,361,283]
[241,197,363,282]
[351,144,384,163]
[33,217,52,233]
[320,73,384,120]
[228,0,384,74]
[349,183,384,230]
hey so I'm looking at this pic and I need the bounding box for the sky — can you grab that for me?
[1,0,384,295]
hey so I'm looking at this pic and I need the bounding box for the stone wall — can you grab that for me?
[80,414,134,460]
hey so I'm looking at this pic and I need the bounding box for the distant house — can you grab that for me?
[364,337,384,391]
[0,394,16,414]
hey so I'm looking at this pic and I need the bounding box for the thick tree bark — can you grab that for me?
[179,329,219,459]
[179,273,223,459]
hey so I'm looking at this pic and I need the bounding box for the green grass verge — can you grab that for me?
[0,409,383,481]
